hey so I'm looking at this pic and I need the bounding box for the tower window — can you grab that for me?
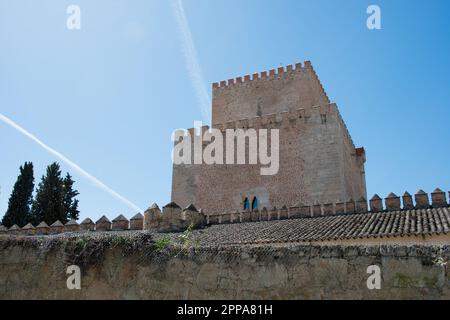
[252,197,258,211]
[244,198,250,211]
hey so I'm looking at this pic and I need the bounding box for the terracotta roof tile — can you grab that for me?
[187,207,450,245]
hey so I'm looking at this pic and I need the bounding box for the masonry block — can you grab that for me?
[385,193,401,211]
[241,210,252,222]
[355,198,368,213]
[21,223,35,236]
[208,214,220,225]
[345,200,355,214]
[144,204,161,230]
[230,211,239,223]
[220,212,230,224]
[402,192,414,210]
[335,202,345,214]
[269,208,278,221]
[130,213,143,230]
[415,190,430,209]
[35,222,49,235]
[80,218,95,231]
[289,206,300,219]
[49,221,64,234]
[251,210,260,222]
[182,204,206,229]
[8,224,20,235]
[323,203,334,215]
[64,220,80,232]
[95,216,111,231]
[112,215,129,231]
[431,188,447,208]
[298,205,310,218]
[370,195,383,212]
[313,204,322,217]
[260,208,269,221]
[279,206,288,220]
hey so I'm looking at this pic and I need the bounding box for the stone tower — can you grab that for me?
[171,61,367,214]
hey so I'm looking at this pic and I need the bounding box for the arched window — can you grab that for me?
[252,197,258,211]
[243,198,250,211]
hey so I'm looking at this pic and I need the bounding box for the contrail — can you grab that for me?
[0,113,144,213]
[172,0,211,124]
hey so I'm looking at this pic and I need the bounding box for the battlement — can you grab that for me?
[1,189,448,237]
[213,62,305,89]
[204,188,450,225]
[212,61,329,102]
[211,61,331,124]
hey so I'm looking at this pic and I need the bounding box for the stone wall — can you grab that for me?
[211,61,330,124]
[0,236,448,299]
[172,102,366,214]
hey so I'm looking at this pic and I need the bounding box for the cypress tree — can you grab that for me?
[2,162,34,228]
[31,162,65,225]
[63,173,80,221]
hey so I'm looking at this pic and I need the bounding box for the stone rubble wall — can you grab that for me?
[0,237,448,299]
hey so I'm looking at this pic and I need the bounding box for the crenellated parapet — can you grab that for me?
[213,62,306,89]
[0,189,447,236]
[0,213,141,237]
[204,189,450,227]
[212,61,330,105]
[143,202,206,233]
[211,60,332,125]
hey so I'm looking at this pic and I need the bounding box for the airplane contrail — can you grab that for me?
[172,0,211,124]
[0,112,144,213]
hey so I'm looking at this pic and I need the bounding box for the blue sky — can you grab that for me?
[1,0,449,222]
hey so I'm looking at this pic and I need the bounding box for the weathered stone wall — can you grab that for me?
[172,103,366,213]
[0,236,448,299]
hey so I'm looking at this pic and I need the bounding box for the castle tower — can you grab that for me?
[171,61,367,214]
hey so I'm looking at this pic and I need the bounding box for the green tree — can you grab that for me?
[31,162,65,225]
[2,162,34,228]
[63,173,80,221]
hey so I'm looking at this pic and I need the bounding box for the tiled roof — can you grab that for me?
[186,207,450,245]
